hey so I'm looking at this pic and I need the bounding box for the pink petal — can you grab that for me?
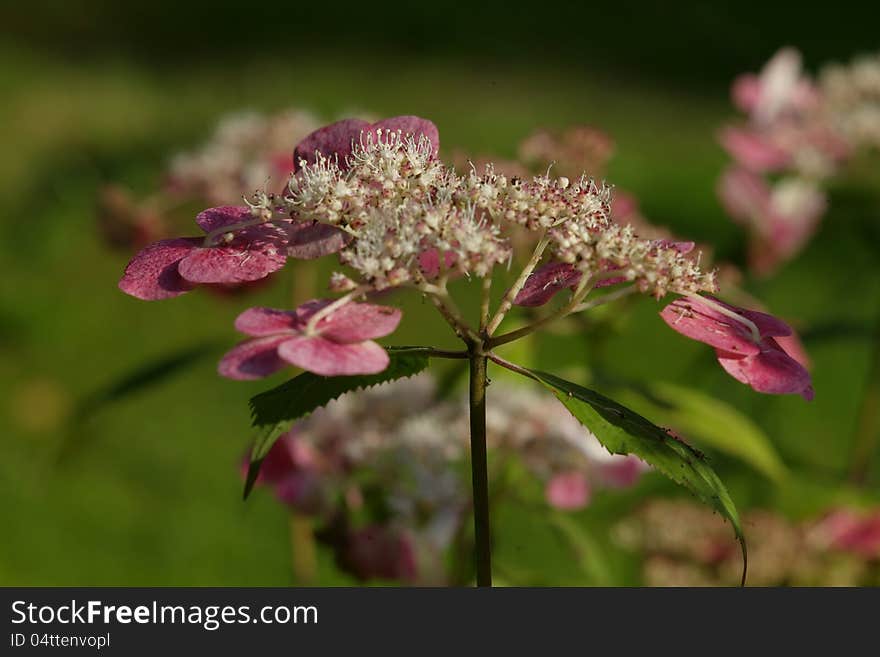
[731,74,761,113]
[274,471,324,514]
[118,237,200,300]
[297,301,402,343]
[195,206,252,233]
[719,127,791,172]
[774,332,811,369]
[269,152,295,179]
[234,307,298,336]
[278,336,390,376]
[342,526,418,582]
[716,337,813,400]
[370,115,440,155]
[753,47,805,124]
[764,182,826,258]
[611,190,639,222]
[177,241,286,284]
[717,167,770,223]
[737,307,793,338]
[652,239,696,254]
[293,118,371,172]
[217,335,291,380]
[660,297,761,357]
[293,116,440,173]
[514,262,582,307]
[595,261,628,289]
[418,248,457,278]
[703,296,792,338]
[814,511,880,558]
[248,432,297,485]
[545,471,591,510]
[286,221,349,259]
[600,456,648,488]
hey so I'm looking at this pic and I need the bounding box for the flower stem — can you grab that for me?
[423,285,480,342]
[486,234,549,335]
[487,274,609,349]
[288,512,318,585]
[468,347,492,587]
[479,275,493,334]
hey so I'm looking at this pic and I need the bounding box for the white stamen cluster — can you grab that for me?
[821,52,880,150]
[284,132,715,297]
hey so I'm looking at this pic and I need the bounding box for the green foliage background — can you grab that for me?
[0,1,878,585]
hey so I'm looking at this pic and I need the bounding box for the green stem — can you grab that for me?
[288,512,318,585]
[468,348,492,587]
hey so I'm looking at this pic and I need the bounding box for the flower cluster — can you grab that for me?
[285,134,714,298]
[518,125,615,178]
[719,48,880,273]
[119,114,812,396]
[248,375,647,583]
[616,499,880,586]
[821,53,880,151]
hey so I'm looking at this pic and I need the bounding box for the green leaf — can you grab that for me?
[243,347,432,499]
[614,382,788,482]
[522,367,748,585]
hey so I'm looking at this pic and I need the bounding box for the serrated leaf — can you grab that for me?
[522,367,748,585]
[248,347,432,427]
[243,347,432,499]
[615,381,788,482]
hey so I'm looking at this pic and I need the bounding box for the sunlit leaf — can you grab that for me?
[521,367,747,584]
[615,381,788,482]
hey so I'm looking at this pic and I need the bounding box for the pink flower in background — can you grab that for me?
[716,48,869,275]
[810,510,880,559]
[218,300,401,378]
[341,525,419,583]
[718,168,826,274]
[719,127,792,172]
[661,296,813,400]
[599,456,648,489]
[245,431,326,514]
[731,47,819,125]
[118,206,288,300]
[545,471,591,510]
[293,115,440,171]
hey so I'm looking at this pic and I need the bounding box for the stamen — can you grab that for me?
[686,293,762,343]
